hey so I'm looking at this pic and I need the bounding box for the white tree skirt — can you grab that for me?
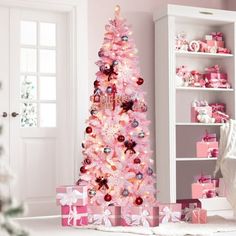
[81,215,236,236]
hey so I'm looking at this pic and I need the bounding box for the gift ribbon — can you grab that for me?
[57,187,87,206]
[211,32,223,41]
[89,209,117,227]
[160,206,181,223]
[62,205,88,226]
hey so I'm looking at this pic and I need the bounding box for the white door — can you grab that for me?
[0,7,74,216]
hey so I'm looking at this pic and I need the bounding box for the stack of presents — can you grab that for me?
[175,31,230,54]
[56,177,226,227]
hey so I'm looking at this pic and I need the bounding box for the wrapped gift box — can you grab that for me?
[209,103,226,113]
[61,205,88,226]
[192,182,215,199]
[205,40,224,48]
[88,205,121,227]
[204,72,227,82]
[176,199,201,221]
[196,141,218,158]
[56,185,87,206]
[191,106,212,123]
[121,206,159,227]
[158,203,181,224]
[211,32,223,41]
[191,208,207,224]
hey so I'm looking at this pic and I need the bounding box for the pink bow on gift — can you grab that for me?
[160,206,181,224]
[202,130,216,142]
[211,32,223,41]
[64,206,87,226]
[205,65,220,73]
[197,174,211,184]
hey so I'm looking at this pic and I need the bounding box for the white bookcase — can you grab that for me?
[153,5,236,210]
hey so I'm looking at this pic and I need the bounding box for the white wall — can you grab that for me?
[87,0,227,157]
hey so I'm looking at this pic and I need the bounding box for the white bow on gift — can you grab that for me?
[57,188,85,206]
[66,206,87,226]
[124,210,150,227]
[90,209,112,227]
[160,206,181,224]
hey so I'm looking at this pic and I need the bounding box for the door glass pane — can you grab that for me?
[40,103,56,127]
[21,48,37,73]
[21,21,37,45]
[39,49,56,73]
[40,22,56,47]
[21,103,37,127]
[40,76,56,100]
[21,75,37,100]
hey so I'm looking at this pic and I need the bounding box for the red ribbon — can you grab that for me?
[112,84,117,111]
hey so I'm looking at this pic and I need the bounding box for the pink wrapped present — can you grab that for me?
[192,182,215,199]
[61,205,88,226]
[88,206,121,227]
[191,100,212,123]
[209,103,226,113]
[211,32,223,41]
[205,40,224,48]
[177,199,201,221]
[158,203,181,224]
[191,208,207,224]
[212,111,229,123]
[56,185,87,206]
[196,141,218,158]
[121,206,159,227]
[218,47,231,54]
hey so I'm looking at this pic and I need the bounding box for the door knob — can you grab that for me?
[11,112,19,117]
[2,112,7,117]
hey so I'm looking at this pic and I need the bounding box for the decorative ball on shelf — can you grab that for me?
[133,158,141,164]
[131,119,139,128]
[80,166,87,174]
[104,193,112,202]
[104,147,111,154]
[113,60,119,66]
[135,197,143,205]
[206,190,215,198]
[211,148,219,158]
[88,188,96,197]
[138,131,145,138]
[122,189,129,197]
[117,135,125,142]
[137,77,144,85]
[147,167,153,176]
[86,126,92,134]
[94,80,100,87]
[84,158,92,165]
[121,35,128,41]
[136,172,143,180]
[106,86,113,94]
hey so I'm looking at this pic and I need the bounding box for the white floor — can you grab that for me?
[16,212,236,236]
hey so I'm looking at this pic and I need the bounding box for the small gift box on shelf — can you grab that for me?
[212,111,229,123]
[211,32,223,41]
[158,203,181,224]
[192,175,216,199]
[191,100,212,123]
[191,208,207,224]
[88,205,121,227]
[209,103,226,113]
[205,40,224,48]
[176,199,201,221]
[121,206,159,227]
[196,131,219,158]
[61,205,88,226]
[56,184,88,206]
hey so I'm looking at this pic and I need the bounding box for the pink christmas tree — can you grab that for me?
[79,6,156,207]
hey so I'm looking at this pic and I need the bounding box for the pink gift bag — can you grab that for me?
[191,208,207,224]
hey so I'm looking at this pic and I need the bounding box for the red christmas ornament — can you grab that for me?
[133,158,141,164]
[206,190,215,198]
[80,166,87,173]
[211,148,219,158]
[84,158,91,165]
[86,126,92,134]
[117,135,125,142]
[135,197,143,205]
[137,77,144,85]
[94,80,100,87]
[104,193,112,202]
